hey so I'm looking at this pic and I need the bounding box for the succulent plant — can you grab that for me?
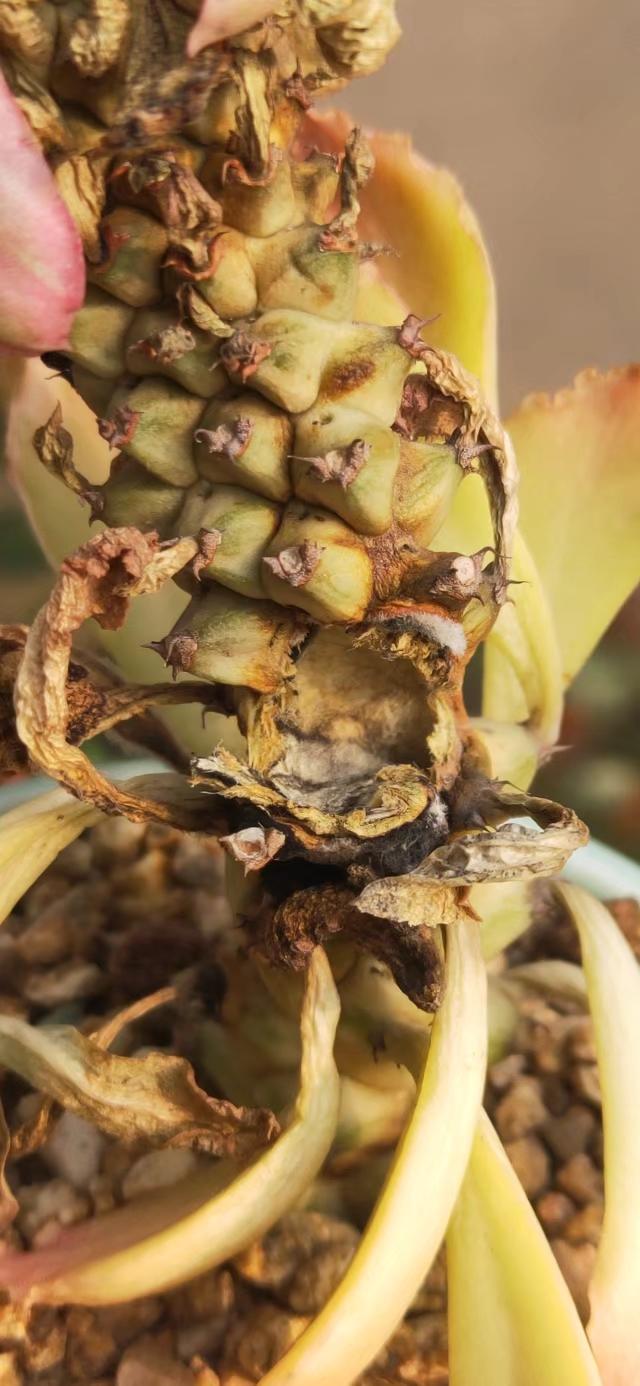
[0,3,639,1385]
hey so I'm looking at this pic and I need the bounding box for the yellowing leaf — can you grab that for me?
[447,1111,602,1386]
[557,884,640,1386]
[482,528,564,749]
[476,879,533,960]
[259,920,487,1386]
[508,368,640,684]
[0,949,340,1305]
[0,789,102,928]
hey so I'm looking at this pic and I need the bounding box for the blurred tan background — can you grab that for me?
[346,0,640,411]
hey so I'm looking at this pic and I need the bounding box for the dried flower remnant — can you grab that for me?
[220,826,287,874]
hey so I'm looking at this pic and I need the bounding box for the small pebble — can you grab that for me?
[121,1149,199,1202]
[504,1135,550,1198]
[557,1153,604,1206]
[535,1191,576,1235]
[116,1336,197,1385]
[24,960,105,1008]
[66,1307,118,1380]
[494,1076,547,1141]
[542,1105,596,1162]
[43,1112,106,1189]
[17,1180,90,1242]
[487,1053,525,1091]
[571,1063,602,1107]
[563,1202,604,1246]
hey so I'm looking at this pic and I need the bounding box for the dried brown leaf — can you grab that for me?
[265,883,444,1012]
[419,782,588,885]
[12,528,223,827]
[33,404,102,514]
[397,316,518,605]
[11,988,179,1160]
[1,623,223,779]
[0,1013,278,1160]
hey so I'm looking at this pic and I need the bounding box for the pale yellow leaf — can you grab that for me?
[447,1111,601,1386]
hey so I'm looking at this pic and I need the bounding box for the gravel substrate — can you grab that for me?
[0,819,622,1384]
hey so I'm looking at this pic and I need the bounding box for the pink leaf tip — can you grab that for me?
[0,73,85,356]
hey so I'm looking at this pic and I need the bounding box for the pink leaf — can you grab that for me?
[187,0,276,57]
[0,73,84,355]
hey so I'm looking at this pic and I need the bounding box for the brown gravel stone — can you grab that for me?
[95,1302,165,1350]
[222,1305,309,1381]
[535,1191,577,1235]
[504,1135,550,1198]
[487,1053,526,1091]
[542,1105,596,1161]
[116,1336,197,1385]
[565,1021,598,1065]
[494,1076,547,1141]
[557,1154,604,1206]
[563,1203,604,1246]
[541,1076,571,1115]
[66,1308,119,1380]
[571,1063,602,1107]
[21,1310,66,1377]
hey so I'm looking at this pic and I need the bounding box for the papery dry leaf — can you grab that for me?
[418,783,588,886]
[0,1100,17,1231]
[264,883,444,1012]
[0,1013,278,1159]
[33,404,102,515]
[11,988,179,1162]
[354,876,476,929]
[13,528,225,827]
[396,317,518,605]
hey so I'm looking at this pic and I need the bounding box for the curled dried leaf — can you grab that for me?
[264,883,444,1012]
[33,404,102,517]
[1,622,223,778]
[420,781,588,885]
[396,316,518,603]
[13,528,223,828]
[0,1013,278,1159]
[11,988,179,1162]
